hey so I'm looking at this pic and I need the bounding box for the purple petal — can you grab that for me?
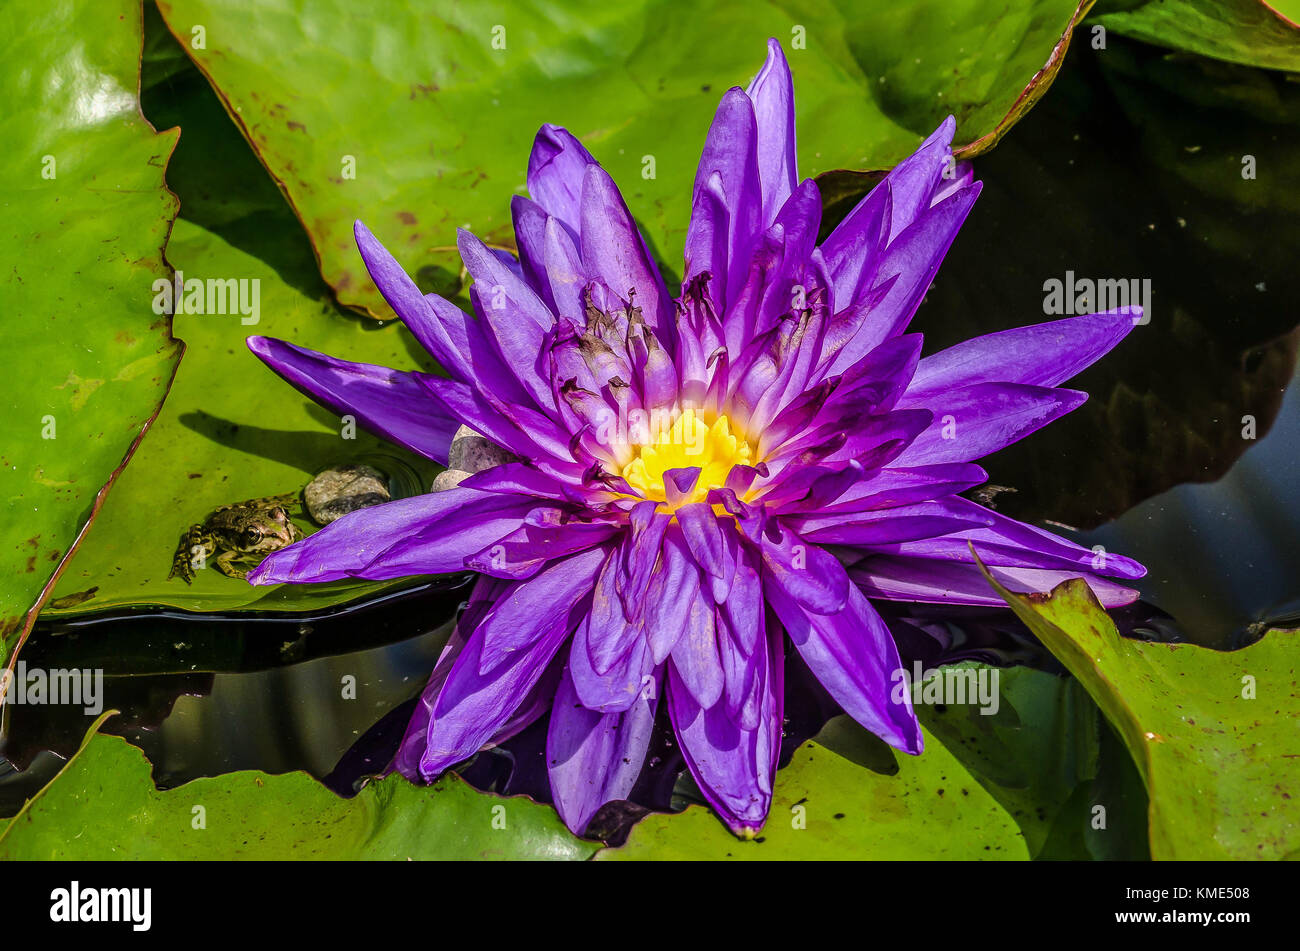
[476,546,608,673]
[354,220,531,406]
[510,195,554,309]
[825,182,982,373]
[668,631,782,836]
[458,229,558,414]
[891,381,1087,466]
[881,116,958,243]
[767,581,921,754]
[668,595,724,710]
[644,526,706,663]
[527,123,597,236]
[906,311,1139,398]
[547,662,659,835]
[579,163,673,338]
[585,543,645,676]
[745,38,798,227]
[858,498,1146,581]
[569,610,656,713]
[685,87,762,318]
[676,502,738,602]
[758,520,849,614]
[784,497,996,546]
[614,500,672,613]
[246,336,457,464]
[542,215,588,322]
[719,540,764,656]
[246,488,540,585]
[465,510,621,580]
[811,463,989,514]
[420,549,606,775]
[850,554,1141,608]
[417,375,584,479]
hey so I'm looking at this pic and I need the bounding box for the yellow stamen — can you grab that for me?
[620,409,753,508]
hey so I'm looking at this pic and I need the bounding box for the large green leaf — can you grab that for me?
[155,0,1089,318]
[45,216,444,617]
[1092,1,1300,73]
[916,662,1148,859]
[986,571,1300,860]
[0,712,595,859]
[45,18,446,617]
[598,718,1029,859]
[0,0,182,665]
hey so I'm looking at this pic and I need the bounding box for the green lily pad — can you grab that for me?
[0,0,183,666]
[45,20,447,618]
[44,215,445,617]
[598,718,1029,859]
[917,662,1149,859]
[0,712,595,859]
[986,571,1300,860]
[154,0,1089,318]
[1092,0,1300,73]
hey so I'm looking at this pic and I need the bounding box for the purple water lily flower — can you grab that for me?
[245,39,1144,837]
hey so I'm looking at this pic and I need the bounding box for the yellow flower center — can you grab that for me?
[620,409,753,508]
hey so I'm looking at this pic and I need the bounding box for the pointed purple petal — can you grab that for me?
[906,310,1139,397]
[850,554,1141,608]
[547,662,658,835]
[246,488,540,585]
[668,631,782,836]
[767,581,921,754]
[579,163,673,336]
[745,38,798,226]
[685,87,762,317]
[527,123,597,236]
[246,336,457,464]
[891,381,1087,466]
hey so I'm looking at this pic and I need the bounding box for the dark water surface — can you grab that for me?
[3,38,1298,822]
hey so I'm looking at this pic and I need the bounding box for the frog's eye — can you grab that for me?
[243,527,264,545]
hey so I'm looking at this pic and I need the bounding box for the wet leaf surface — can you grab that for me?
[917,663,1149,859]
[0,0,182,666]
[154,0,1088,317]
[45,25,444,617]
[0,712,596,859]
[598,717,1030,859]
[1092,0,1300,73]
[988,572,1300,860]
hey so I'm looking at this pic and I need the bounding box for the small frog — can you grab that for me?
[168,494,303,584]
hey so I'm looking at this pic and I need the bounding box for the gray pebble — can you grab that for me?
[433,426,516,492]
[305,464,391,525]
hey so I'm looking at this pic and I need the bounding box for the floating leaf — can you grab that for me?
[154,0,1090,318]
[917,662,1149,859]
[598,718,1029,859]
[46,23,446,618]
[0,0,182,666]
[45,216,444,617]
[0,711,596,859]
[1092,0,1300,73]
[985,571,1300,860]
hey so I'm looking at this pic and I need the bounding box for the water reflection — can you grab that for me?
[1078,361,1300,647]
